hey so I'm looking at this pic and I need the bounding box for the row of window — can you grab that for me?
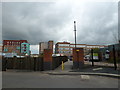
[4,46,21,52]
[70,45,86,47]
[59,48,70,50]
[59,51,72,53]
[5,42,27,45]
[6,42,21,45]
[58,44,70,46]
[87,46,100,48]
[58,45,101,48]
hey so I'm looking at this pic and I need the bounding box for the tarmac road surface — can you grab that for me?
[2,71,119,88]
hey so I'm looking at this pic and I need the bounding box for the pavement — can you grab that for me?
[46,60,120,78]
[5,60,120,78]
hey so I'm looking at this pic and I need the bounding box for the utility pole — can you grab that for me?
[74,21,77,49]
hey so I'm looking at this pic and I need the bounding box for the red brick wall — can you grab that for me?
[43,49,53,62]
[73,48,84,62]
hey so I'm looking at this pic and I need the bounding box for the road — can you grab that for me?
[2,67,119,88]
[2,60,120,88]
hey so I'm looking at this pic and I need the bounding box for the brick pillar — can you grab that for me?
[73,48,84,69]
[43,49,53,70]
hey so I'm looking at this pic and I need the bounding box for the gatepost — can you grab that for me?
[73,48,84,69]
[43,49,53,70]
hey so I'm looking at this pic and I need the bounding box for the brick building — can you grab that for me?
[39,40,53,54]
[48,40,54,50]
[55,42,70,56]
[3,40,30,56]
[55,41,107,57]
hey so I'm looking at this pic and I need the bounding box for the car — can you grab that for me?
[84,55,90,61]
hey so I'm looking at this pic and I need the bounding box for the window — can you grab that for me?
[16,47,20,49]
[4,48,8,52]
[59,44,69,46]
[65,48,70,50]
[70,45,74,47]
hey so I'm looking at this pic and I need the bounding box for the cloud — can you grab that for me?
[2,1,118,45]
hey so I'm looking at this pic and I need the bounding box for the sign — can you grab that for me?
[93,53,98,60]
[76,50,79,52]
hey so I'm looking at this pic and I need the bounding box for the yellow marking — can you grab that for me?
[76,50,79,51]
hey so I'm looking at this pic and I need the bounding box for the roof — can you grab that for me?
[70,44,86,45]
[3,40,28,45]
[56,42,70,44]
[3,40,28,42]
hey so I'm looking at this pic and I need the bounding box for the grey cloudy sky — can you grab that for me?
[2,1,118,44]
[1,0,119,53]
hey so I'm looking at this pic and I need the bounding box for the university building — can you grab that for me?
[55,42,70,56]
[3,40,30,56]
[55,41,107,57]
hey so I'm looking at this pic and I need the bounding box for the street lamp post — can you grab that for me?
[74,21,77,49]
[74,21,79,69]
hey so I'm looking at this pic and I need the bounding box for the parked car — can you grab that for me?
[84,55,90,61]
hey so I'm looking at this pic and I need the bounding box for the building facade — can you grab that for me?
[55,42,70,56]
[21,43,30,56]
[39,40,53,54]
[55,42,107,56]
[3,40,30,56]
[0,44,2,53]
[0,44,2,58]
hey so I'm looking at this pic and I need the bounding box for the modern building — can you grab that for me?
[3,40,30,56]
[55,41,108,57]
[55,42,70,56]
[21,43,30,56]
[39,40,53,54]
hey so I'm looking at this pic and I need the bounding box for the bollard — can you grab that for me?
[62,61,64,70]
[91,49,94,66]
